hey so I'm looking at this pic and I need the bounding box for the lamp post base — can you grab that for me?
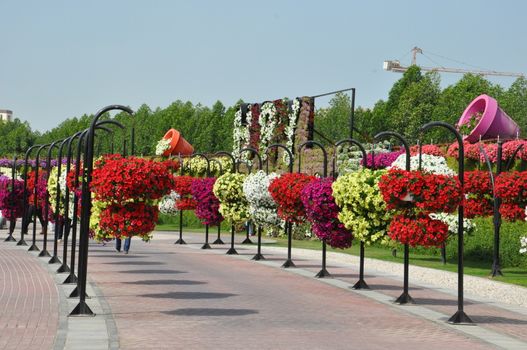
[490,264,503,277]
[56,263,70,273]
[174,238,186,245]
[63,274,78,284]
[241,237,253,244]
[281,259,296,268]
[314,268,331,278]
[201,243,211,249]
[251,253,265,261]
[69,301,95,317]
[38,250,51,258]
[448,310,474,325]
[226,248,238,255]
[4,235,16,242]
[17,239,28,246]
[48,256,61,264]
[212,238,225,244]
[28,244,40,251]
[394,292,415,305]
[352,279,370,290]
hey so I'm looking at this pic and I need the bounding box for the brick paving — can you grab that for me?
[0,238,59,350]
[3,227,527,349]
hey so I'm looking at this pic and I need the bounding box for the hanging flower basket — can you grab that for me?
[268,173,315,224]
[213,173,249,224]
[173,175,197,210]
[388,213,449,247]
[99,201,158,240]
[191,177,223,226]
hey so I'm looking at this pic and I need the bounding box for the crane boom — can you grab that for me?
[384,47,524,78]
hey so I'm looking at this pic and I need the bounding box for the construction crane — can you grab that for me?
[384,47,524,77]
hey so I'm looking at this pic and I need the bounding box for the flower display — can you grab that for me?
[503,140,527,161]
[213,173,249,223]
[301,177,352,249]
[268,173,315,224]
[410,144,445,157]
[429,212,475,236]
[155,138,171,156]
[91,155,175,203]
[191,177,223,226]
[332,169,392,245]
[181,157,231,177]
[249,104,261,151]
[447,141,482,161]
[89,198,112,241]
[242,170,281,227]
[464,171,493,218]
[173,175,197,210]
[159,190,180,216]
[46,166,73,220]
[379,169,462,213]
[0,176,25,218]
[259,102,278,160]
[232,106,250,161]
[388,213,449,247]
[284,98,301,164]
[99,201,158,240]
[361,151,403,169]
[26,169,48,208]
[389,153,456,176]
[495,171,527,221]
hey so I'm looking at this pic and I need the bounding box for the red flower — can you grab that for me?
[173,175,197,210]
[99,202,158,239]
[269,173,315,223]
[388,213,449,247]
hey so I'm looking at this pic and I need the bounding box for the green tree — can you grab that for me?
[501,77,527,137]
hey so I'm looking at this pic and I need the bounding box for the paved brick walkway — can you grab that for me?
[0,238,59,350]
[3,227,527,349]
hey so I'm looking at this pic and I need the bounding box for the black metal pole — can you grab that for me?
[420,121,472,324]
[28,144,50,252]
[39,140,61,258]
[71,105,131,317]
[226,224,238,255]
[174,209,186,244]
[18,145,41,246]
[352,242,369,289]
[201,224,211,249]
[252,226,264,260]
[491,141,503,277]
[213,225,224,244]
[4,156,18,242]
[281,222,295,267]
[374,131,413,304]
[350,88,355,139]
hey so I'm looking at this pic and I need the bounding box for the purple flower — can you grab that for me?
[360,151,403,169]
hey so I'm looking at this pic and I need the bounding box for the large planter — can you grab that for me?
[163,129,194,156]
[458,94,519,143]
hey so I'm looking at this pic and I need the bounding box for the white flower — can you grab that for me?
[232,106,251,161]
[243,170,282,227]
[259,102,278,161]
[283,98,301,164]
[520,236,527,255]
[390,154,456,176]
[429,213,475,236]
[159,190,180,215]
[155,138,171,156]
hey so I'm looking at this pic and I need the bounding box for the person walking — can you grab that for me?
[115,236,132,254]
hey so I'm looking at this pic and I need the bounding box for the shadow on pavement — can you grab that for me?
[123,279,207,286]
[119,269,187,274]
[141,291,237,299]
[414,297,477,306]
[100,261,165,266]
[163,308,258,316]
[470,315,527,324]
[367,284,422,291]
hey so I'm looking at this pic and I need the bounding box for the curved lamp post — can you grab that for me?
[190,153,212,249]
[28,143,51,252]
[265,144,294,267]
[333,138,368,288]
[71,105,133,316]
[298,140,331,278]
[17,145,42,246]
[4,156,19,242]
[238,148,263,245]
[419,121,472,324]
[374,131,413,304]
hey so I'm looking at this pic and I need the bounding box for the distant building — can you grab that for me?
[0,109,12,122]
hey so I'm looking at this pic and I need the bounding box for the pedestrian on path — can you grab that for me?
[115,236,131,254]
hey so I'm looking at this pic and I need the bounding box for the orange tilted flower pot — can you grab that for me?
[163,129,194,156]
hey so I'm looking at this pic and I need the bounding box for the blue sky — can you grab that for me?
[1,0,525,131]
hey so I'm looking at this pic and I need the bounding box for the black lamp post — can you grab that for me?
[419,121,472,324]
[212,151,236,245]
[17,145,42,246]
[239,148,263,245]
[264,144,295,267]
[298,140,331,278]
[332,138,369,289]
[71,105,132,317]
[374,131,413,305]
[209,158,224,245]
[28,143,51,252]
[190,153,212,250]
[4,156,18,242]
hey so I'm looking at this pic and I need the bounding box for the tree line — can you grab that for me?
[2,66,526,158]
